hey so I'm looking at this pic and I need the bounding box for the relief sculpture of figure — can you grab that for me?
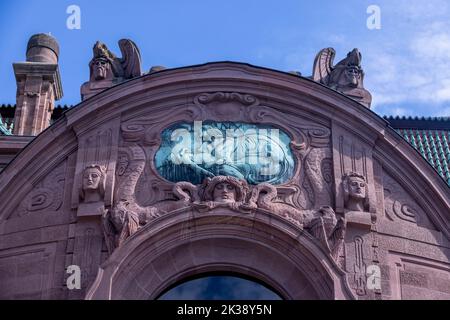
[342,172,373,229]
[193,176,249,212]
[103,145,199,253]
[104,180,198,253]
[80,164,106,204]
[343,172,369,212]
[306,206,346,260]
[312,47,372,108]
[78,164,108,218]
[106,140,347,259]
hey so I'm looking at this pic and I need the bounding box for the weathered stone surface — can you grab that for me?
[0,60,449,300]
[400,271,428,287]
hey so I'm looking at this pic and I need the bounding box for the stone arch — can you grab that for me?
[156,271,284,300]
[1,62,449,230]
[86,208,355,300]
[1,62,449,300]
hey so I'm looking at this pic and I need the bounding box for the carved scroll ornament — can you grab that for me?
[99,92,344,260]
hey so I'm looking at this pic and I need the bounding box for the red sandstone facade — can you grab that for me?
[0,35,449,300]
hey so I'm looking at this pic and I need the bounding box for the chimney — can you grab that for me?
[12,33,63,135]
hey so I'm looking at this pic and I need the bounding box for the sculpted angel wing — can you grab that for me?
[118,39,142,79]
[312,47,335,84]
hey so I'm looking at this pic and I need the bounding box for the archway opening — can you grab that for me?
[157,272,283,300]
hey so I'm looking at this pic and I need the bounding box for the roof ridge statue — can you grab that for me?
[312,47,372,108]
[81,39,142,100]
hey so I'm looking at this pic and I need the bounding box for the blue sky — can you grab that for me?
[1,0,450,117]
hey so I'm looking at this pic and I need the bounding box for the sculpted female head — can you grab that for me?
[203,176,249,203]
[80,164,106,200]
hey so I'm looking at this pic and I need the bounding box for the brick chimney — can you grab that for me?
[12,33,63,135]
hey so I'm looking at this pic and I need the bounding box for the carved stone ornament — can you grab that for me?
[312,48,372,108]
[306,206,346,260]
[101,144,198,253]
[103,168,346,259]
[342,172,373,229]
[192,176,249,212]
[99,92,345,260]
[16,162,65,218]
[77,164,107,217]
[81,39,142,100]
[383,172,422,223]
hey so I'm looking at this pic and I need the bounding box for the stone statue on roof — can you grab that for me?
[312,48,372,108]
[81,39,142,100]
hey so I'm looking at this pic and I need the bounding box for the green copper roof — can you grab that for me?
[397,128,450,186]
[0,116,11,135]
[383,116,450,187]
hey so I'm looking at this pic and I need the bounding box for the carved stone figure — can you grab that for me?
[213,182,237,203]
[193,176,249,211]
[155,121,295,185]
[107,200,141,250]
[78,165,107,217]
[312,48,372,108]
[242,181,345,257]
[343,172,368,212]
[80,165,106,203]
[81,39,142,100]
[90,43,116,81]
[103,180,198,253]
[342,172,372,229]
[102,145,199,252]
[306,206,346,259]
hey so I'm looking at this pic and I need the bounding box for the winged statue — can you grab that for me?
[81,39,142,100]
[311,48,372,108]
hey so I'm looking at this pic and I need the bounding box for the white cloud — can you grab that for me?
[360,2,450,115]
[255,0,450,116]
[394,0,449,19]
